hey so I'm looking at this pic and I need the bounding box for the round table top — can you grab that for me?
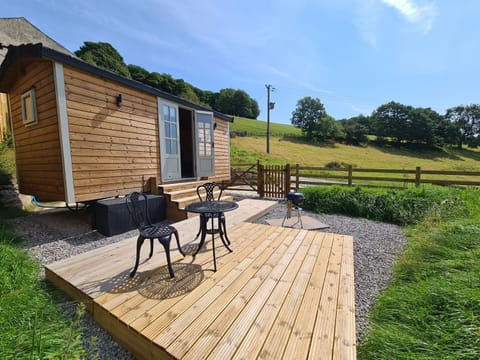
[185,200,239,214]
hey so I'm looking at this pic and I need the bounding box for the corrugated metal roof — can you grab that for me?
[0,17,73,64]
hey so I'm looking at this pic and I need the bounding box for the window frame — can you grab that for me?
[21,89,38,126]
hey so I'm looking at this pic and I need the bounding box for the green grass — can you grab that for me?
[0,143,16,182]
[0,222,89,359]
[229,118,480,171]
[303,186,480,359]
[230,116,302,137]
[359,189,480,359]
[0,141,91,359]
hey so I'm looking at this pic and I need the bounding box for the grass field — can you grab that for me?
[0,145,89,359]
[230,117,480,171]
[302,186,480,359]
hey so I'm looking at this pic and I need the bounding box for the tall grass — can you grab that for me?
[302,186,480,359]
[0,142,16,177]
[0,221,89,359]
[359,189,480,359]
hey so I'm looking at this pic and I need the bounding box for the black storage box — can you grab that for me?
[94,195,165,236]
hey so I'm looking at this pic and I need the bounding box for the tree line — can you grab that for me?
[75,42,260,119]
[291,97,480,149]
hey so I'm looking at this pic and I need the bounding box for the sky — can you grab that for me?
[3,0,480,124]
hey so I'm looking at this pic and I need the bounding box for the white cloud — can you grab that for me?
[380,0,437,33]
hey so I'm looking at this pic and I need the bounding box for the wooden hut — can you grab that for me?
[0,18,75,143]
[0,43,233,218]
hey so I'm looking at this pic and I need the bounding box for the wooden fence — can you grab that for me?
[0,93,9,142]
[228,162,480,198]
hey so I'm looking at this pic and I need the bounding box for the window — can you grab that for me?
[163,104,178,154]
[21,89,38,125]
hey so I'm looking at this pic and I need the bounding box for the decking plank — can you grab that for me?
[45,218,356,360]
[135,223,281,340]
[202,229,309,360]
[124,223,274,333]
[236,231,324,360]
[230,230,319,359]
[281,233,335,359]
[150,226,294,352]
[309,233,344,359]
[333,235,356,360]
[110,222,266,324]
[172,227,299,360]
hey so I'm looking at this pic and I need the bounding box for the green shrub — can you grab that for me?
[302,185,460,225]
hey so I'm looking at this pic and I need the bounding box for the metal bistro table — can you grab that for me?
[185,200,239,271]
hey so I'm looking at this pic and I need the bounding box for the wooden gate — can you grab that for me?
[258,164,290,199]
[227,163,258,192]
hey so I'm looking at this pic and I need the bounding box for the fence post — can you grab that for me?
[295,164,300,190]
[415,166,421,186]
[258,163,265,198]
[348,165,353,186]
[284,164,291,197]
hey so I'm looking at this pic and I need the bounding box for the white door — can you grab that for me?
[195,111,215,177]
[158,99,181,181]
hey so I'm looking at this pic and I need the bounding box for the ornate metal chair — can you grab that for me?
[126,192,185,277]
[195,182,230,247]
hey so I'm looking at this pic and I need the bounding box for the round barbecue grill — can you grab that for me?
[282,191,305,228]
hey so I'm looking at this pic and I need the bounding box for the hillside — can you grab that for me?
[230,117,480,170]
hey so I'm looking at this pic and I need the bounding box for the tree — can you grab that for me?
[372,101,412,145]
[291,97,328,139]
[75,41,131,78]
[127,64,149,83]
[75,42,260,116]
[372,102,450,148]
[415,107,449,147]
[248,98,260,119]
[445,104,480,149]
[339,115,370,145]
[214,89,259,118]
[313,114,344,142]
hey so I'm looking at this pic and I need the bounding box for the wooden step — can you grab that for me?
[159,180,206,194]
[159,181,232,221]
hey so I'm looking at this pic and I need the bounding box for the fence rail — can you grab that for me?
[228,162,480,198]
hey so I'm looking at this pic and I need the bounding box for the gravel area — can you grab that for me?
[8,193,406,358]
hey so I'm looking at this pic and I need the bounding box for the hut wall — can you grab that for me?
[63,65,160,202]
[9,60,65,201]
[212,117,230,182]
[0,93,9,141]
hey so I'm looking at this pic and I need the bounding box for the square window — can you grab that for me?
[21,89,38,125]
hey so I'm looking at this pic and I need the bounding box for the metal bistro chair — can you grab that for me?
[195,182,231,249]
[126,192,185,278]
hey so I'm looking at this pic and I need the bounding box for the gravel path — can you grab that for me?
[9,194,406,359]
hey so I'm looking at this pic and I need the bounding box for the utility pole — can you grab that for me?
[265,84,275,153]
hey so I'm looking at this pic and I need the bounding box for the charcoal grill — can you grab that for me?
[282,191,305,228]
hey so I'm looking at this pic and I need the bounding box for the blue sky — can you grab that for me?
[4,0,480,124]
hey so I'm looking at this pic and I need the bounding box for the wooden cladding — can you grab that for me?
[6,57,232,203]
[0,93,8,141]
[63,65,160,202]
[9,60,64,201]
[212,118,230,183]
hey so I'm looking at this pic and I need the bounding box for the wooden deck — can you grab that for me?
[45,199,356,359]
